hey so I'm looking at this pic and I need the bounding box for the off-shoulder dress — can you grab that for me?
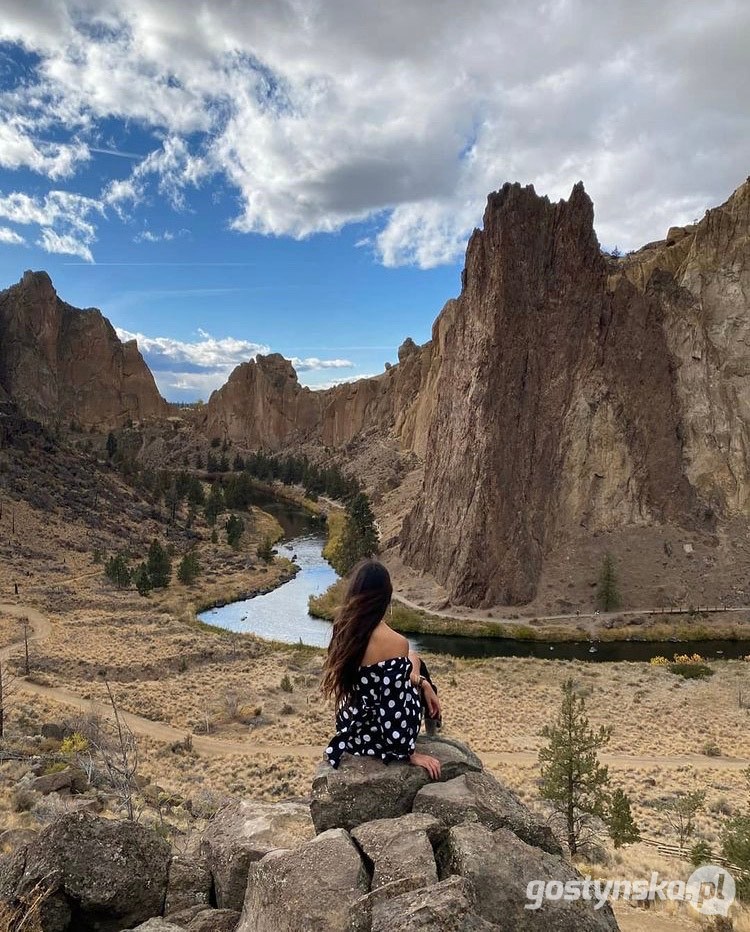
[324,655,422,769]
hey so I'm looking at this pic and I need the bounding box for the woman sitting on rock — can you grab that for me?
[322,559,442,778]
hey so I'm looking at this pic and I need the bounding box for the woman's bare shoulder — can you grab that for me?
[361,623,410,666]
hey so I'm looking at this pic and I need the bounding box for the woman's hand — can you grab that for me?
[421,681,441,720]
[409,751,442,780]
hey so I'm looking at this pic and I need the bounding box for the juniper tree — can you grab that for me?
[105,554,131,589]
[225,514,244,550]
[106,431,117,459]
[331,493,379,575]
[539,678,612,855]
[257,536,274,563]
[146,539,171,589]
[596,553,621,612]
[608,788,640,848]
[134,562,152,596]
[177,551,201,585]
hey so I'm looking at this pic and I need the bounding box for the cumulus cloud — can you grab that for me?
[116,326,354,397]
[0,0,748,263]
[0,226,25,245]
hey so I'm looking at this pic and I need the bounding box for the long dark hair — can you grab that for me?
[321,559,393,707]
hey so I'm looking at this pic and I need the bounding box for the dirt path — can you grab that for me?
[394,590,750,629]
[2,602,749,774]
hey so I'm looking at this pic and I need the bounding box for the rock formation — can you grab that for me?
[202,178,750,608]
[0,270,168,429]
[0,737,620,930]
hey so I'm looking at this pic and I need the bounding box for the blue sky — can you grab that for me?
[0,2,748,400]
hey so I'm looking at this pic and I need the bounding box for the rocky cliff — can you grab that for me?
[0,270,168,430]
[198,179,750,608]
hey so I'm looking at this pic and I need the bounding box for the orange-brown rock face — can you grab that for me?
[204,178,750,608]
[0,271,168,429]
[204,338,435,453]
[400,182,706,606]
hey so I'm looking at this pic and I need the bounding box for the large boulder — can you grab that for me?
[237,828,368,932]
[366,876,497,931]
[200,799,314,911]
[311,736,482,833]
[437,824,619,930]
[351,813,444,891]
[184,908,240,931]
[413,771,562,855]
[9,812,170,932]
[30,766,88,796]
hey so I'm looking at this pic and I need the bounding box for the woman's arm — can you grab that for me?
[408,647,421,686]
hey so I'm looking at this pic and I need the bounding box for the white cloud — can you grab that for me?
[0,226,25,245]
[133,229,174,243]
[291,357,354,372]
[0,0,748,263]
[116,325,354,397]
[36,228,93,262]
[0,120,90,178]
[116,327,270,369]
[0,189,103,261]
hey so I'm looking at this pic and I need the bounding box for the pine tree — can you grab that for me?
[608,788,640,848]
[225,514,244,550]
[596,553,621,611]
[177,551,201,585]
[205,483,224,526]
[146,539,172,589]
[105,554,131,589]
[134,562,152,596]
[331,493,379,575]
[539,679,612,855]
[257,536,274,563]
[106,431,118,460]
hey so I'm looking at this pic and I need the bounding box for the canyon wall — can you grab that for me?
[0,270,168,429]
[204,178,750,607]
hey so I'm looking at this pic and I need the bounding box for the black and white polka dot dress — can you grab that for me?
[325,656,423,768]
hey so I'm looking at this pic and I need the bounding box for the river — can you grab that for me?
[198,492,750,662]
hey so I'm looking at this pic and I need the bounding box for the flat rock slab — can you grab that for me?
[414,771,563,855]
[200,799,314,911]
[311,736,483,833]
[237,828,369,932]
[437,824,619,930]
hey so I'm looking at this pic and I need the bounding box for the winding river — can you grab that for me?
[199,493,750,662]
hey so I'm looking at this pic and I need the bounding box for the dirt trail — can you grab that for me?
[394,590,750,628]
[2,602,748,773]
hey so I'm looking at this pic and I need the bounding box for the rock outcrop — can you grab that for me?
[401,182,705,606]
[202,337,434,455]
[232,736,618,931]
[199,798,315,910]
[201,178,750,608]
[0,270,168,429]
[0,738,619,930]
